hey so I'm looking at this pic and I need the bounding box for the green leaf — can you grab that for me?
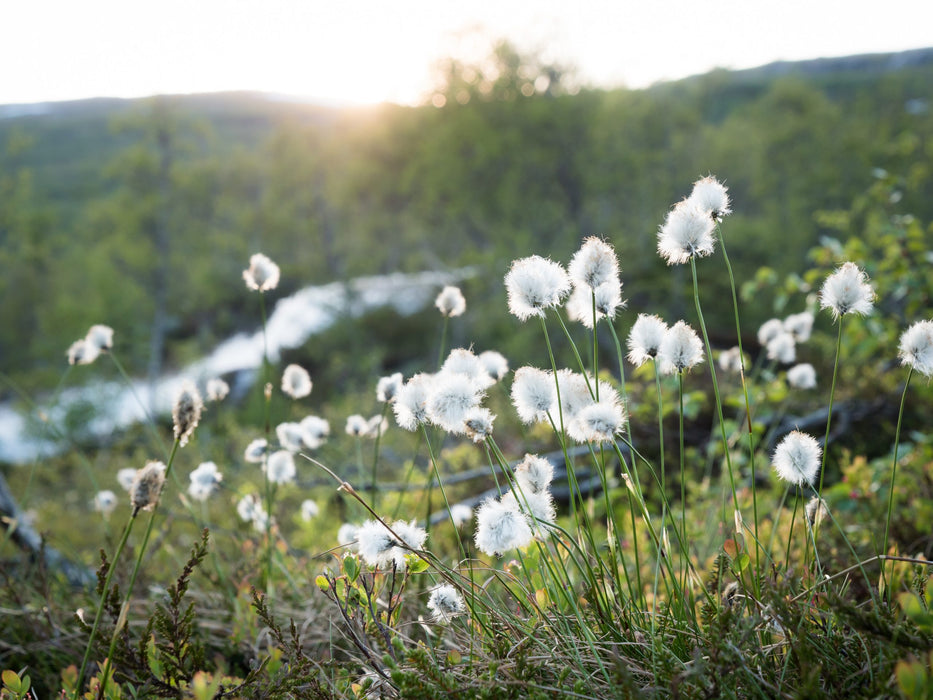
[446,649,462,665]
[406,554,429,574]
[315,575,331,592]
[343,553,360,582]
[2,669,23,693]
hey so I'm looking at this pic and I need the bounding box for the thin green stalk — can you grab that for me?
[94,437,181,699]
[816,320,844,500]
[716,225,761,583]
[74,513,138,698]
[420,424,466,564]
[437,315,450,370]
[882,366,913,602]
[689,259,740,538]
[678,373,689,590]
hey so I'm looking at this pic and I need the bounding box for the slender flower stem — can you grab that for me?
[94,438,181,699]
[689,260,740,536]
[421,424,467,564]
[437,316,450,370]
[74,513,138,698]
[882,366,913,601]
[816,320,844,500]
[716,225,761,584]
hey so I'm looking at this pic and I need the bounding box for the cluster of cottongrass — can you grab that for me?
[41,177,933,698]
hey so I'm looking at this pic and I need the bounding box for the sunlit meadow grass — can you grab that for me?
[2,176,932,699]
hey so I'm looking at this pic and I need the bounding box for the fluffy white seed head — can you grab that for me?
[85,324,114,352]
[899,320,933,378]
[172,381,203,447]
[511,367,556,424]
[567,283,624,329]
[389,519,428,568]
[657,201,716,265]
[772,431,821,487]
[819,262,875,320]
[568,237,619,291]
[355,520,396,568]
[376,372,403,403]
[757,318,785,347]
[658,321,704,375]
[130,461,166,515]
[205,377,229,402]
[67,338,100,366]
[366,414,388,438]
[463,407,495,443]
[718,346,745,373]
[442,348,495,390]
[276,422,305,452]
[449,503,473,528]
[504,255,571,321]
[188,461,222,501]
[428,584,466,624]
[787,363,817,390]
[688,175,732,221]
[627,314,668,367]
[301,499,320,522]
[805,497,828,528]
[501,489,556,528]
[569,399,626,444]
[426,372,484,434]
[478,350,509,383]
[766,332,797,364]
[243,438,268,463]
[515,454,554,495]
[345,414,369,437]
[783,311,815,343]
[299,416,330,449]
[236,493,262,523]
[242,253,280,292]
[264,450,296,485]
[94,490,117,517]
[337,523,358,546]
[393,373,433,431]
[117,468,137,492]
[281,364,312,399]
[435,285,466,317]
[474,498,533,557]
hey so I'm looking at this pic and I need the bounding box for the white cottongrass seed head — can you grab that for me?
[172,381,203,447]
[337,523,359,546]
[757,318,785,346]
[355,520,396,568]
[205,377,229,402]
[463,406,495,443]
[688,175,732,221]
[130,461,166,515]
[504,255,571,321]
[94,490,118,517]
[393,373,433,431]
[188,461,222,501]
[117,467,137,492]
[474,498,533,557]
[772,431,821,487]
[658,321,704,375]
[264,450,297,485]
[501,490,556,528]
[819,262,875,320]
[243,438,268,463]
[426,371,484,434]
[567,237,619,291]
[281,364,312,399]
[766,332,796,364]
[569,399,626,445]
[719,346,744,373]
[898,320,933,378]
[276,422,306,452]
[478,350,509,383]
[389,519,428,568]
[657,201,716,265]
[787,363,817,390]
[242,253,280,292]
[805,497,828,528]
[566,284,623,329]
[376,372,404,403]
[627,314,668,367]
[366,414,388,438]
[442,348,495,390]
[85,324,114,352]
[783,311,815,342]
[345,414,369,437]
[67,338,99,366]
[449,503,473,528]
[515,454,554,495]
[428,584,467,624]
[435,285,466,317]
[299,416,330,449]
[301,499,320,522]
[511,367,556,424]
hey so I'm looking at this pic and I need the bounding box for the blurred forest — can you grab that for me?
[2,42,932,397]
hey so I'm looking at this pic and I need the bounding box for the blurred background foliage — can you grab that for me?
[1,41,932,398]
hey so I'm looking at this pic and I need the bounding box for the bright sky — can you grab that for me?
[2,0,931,106]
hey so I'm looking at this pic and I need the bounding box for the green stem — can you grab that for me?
[882,367,913,601]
